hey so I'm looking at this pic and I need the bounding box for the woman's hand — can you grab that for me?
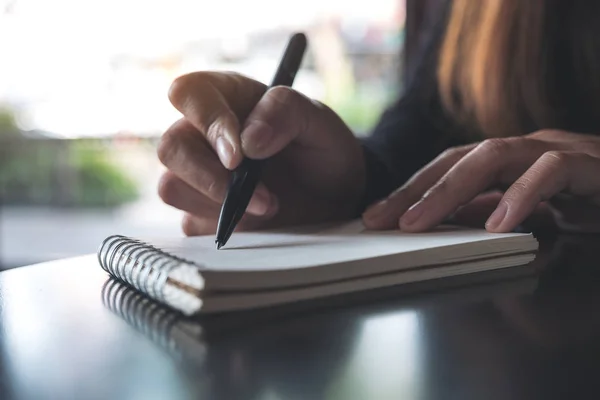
[363,129,600,233]
[157,72,365,235]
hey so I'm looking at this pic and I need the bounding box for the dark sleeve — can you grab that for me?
[358,1,472,212]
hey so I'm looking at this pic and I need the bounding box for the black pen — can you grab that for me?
[215,32,308,249]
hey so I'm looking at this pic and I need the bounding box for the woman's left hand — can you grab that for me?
[362,129,600,233]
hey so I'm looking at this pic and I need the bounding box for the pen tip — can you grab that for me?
[216,241,223,250]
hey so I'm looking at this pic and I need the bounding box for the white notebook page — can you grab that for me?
[140,221,538,272]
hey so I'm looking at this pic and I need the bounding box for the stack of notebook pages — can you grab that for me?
[97,220,538,315]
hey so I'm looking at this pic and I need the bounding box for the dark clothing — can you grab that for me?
[360,1,465,210]
[359,0,600,211]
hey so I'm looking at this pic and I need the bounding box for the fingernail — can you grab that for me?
[247,186,271,216]
[242,121,274,157]
[486,202,508,230]
[216,136,234,168]
[400,200,425,226]
[363,199,389,221]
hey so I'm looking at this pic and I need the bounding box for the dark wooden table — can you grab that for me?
[1,234,600,400]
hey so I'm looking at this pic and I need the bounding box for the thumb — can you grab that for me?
[240,86,337,159]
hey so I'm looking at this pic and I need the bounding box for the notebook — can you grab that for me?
[97,220,538,315]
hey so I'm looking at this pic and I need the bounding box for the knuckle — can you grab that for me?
[225,71,256,91]
[540,150,569,166]
[182,214,213,236]
[207,111,239,145]
[157,127,181,166]
[267,86,299,107]
[477,138,510,157]
[508,179,531,196]
[203,111,226,142]
[528,129,563,140]
[193,167,226,201]
[536,151,572,184]
[204,177,222,198]
[168,73,195,107]
[425,178,450,199]
[168,72,213,106]
[167,76,186,105]
[252,86,311,137]
[264,87,308,120]
[157,172,179,205]
[513,136,535,147]
[528,129,550,139]
[440,145,468,161]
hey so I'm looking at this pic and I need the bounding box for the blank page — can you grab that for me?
[144,221,536,272]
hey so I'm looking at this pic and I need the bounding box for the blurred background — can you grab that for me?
[0,0,407,269]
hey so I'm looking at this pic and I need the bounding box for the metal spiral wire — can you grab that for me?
[98,235,188,304]
[102,279,210,369]
[101,278,180,350]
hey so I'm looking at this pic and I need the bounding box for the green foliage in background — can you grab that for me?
[0,107,139,208]
[0,139,56,204]
[0,107,20,137]
[326,81,396,136]
[332,95,387,136]
[69,143,139,207]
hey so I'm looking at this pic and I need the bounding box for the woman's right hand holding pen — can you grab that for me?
[157,72,365,235]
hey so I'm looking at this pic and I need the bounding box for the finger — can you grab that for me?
[450,191,556,231]
[362,144,475,230]
[158,171,221,216]
[181,213,219,236]
[157,127,277,216]
[486,151,600,232]
[398,137,551,232]
[158,169,278,218]
[168,72,266,169]
[240,86,344,159]
[157,119,233,206]
[449,191,505,227]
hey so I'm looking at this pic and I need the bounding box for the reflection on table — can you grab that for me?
[2,233,600,399]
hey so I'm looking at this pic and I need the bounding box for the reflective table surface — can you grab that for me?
[1,234,600,400]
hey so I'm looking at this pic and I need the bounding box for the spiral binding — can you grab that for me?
[98,235,198,309]
[101,277,180,350]
[101,279,207,366]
